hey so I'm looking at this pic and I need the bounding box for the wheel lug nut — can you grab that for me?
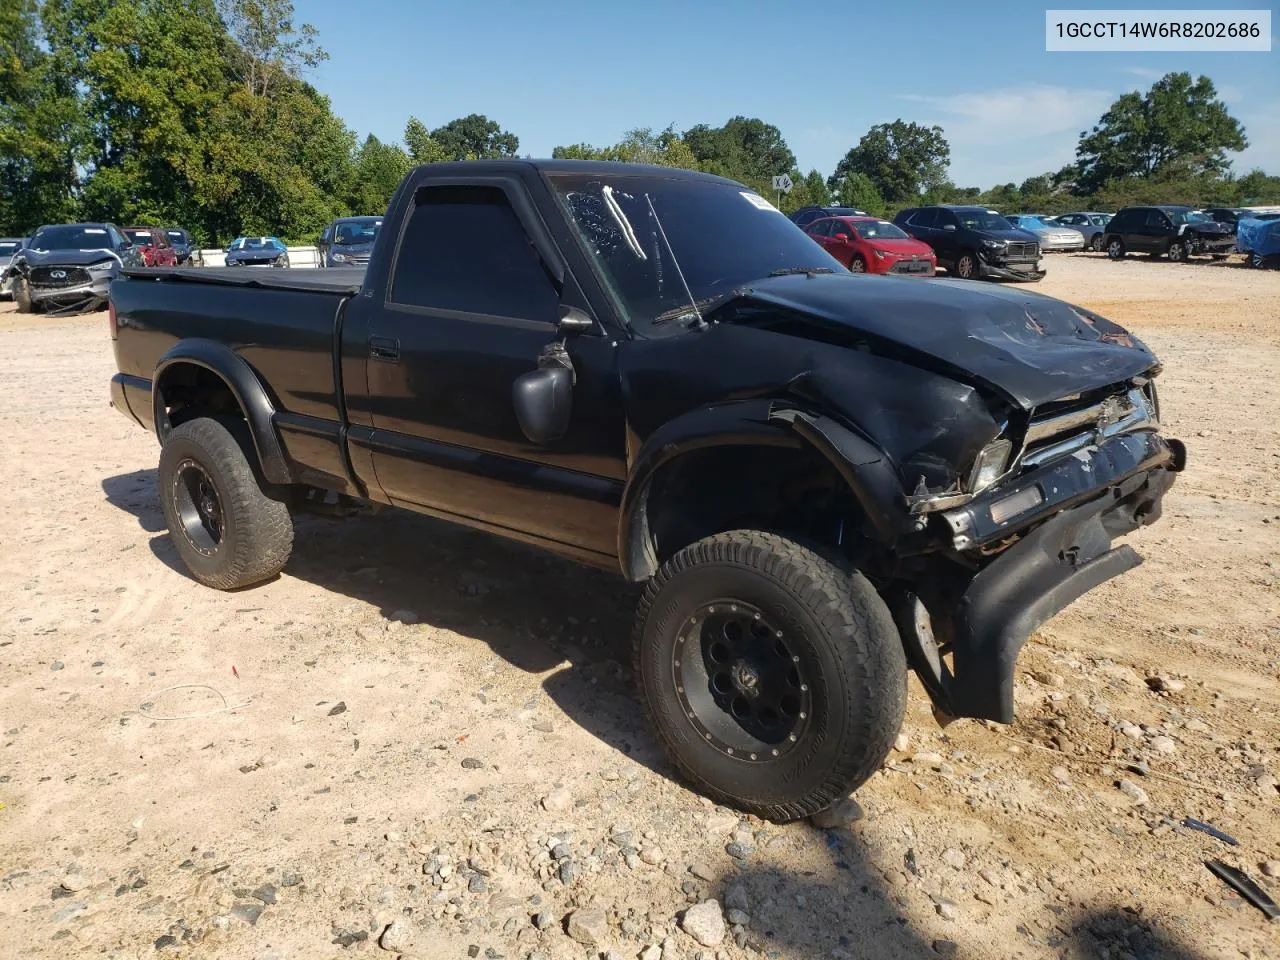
[788,734,797,742]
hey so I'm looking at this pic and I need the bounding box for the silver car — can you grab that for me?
[1053,212,1113,252]
[0,238,24,298]
[1005,215,1086,252]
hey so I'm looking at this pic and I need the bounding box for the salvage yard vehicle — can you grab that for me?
[1004,214,1086,252]
[317,215,382,267]
[164,228,199,265]
[224,236,290,267]
[803,214,936,275]
[108,160,1186,821]
[788,205,868,230]
[1054,212,1112,252]
[895,204,1045,281]
[10,222,144,314]
[1101,206,1236,262]
[1236,217,1280,269]
[0,237,25,298]
[123,227,179,267]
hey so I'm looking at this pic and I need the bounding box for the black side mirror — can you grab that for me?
[513,364,572,444]
[942,224,957,232]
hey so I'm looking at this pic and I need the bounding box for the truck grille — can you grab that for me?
[1005,241,1038,261]
[30,266,91,288]
[1020,385,1157,470]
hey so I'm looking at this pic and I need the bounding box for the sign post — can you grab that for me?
[771,173,793,209]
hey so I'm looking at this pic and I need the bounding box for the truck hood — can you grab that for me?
[20,248,121,267]
[727,273,1157,410]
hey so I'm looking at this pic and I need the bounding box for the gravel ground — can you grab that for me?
[0,253,1277,960]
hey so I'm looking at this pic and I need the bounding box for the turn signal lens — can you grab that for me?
[990,485,1044,525]
[966,439,1012,493]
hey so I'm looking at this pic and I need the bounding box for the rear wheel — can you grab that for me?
[158,417,294,589]
[13,276,34,313]
[1107,238,1126,260]
[954,252,978,280]
[1089,233,1104,252]
[849,255,867,273]
[634,530,907,822]
[1167,240,1187,262]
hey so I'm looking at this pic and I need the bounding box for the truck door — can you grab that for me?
[346,174,627,563]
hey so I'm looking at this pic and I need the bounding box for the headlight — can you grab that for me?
[331,252,349,263]
[966,438,1012,493]
[980,239,1005,251]
[873,249,890,259]
[87,261,115,272]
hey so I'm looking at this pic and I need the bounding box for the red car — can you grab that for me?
[123,226,179,267]
[804,215,936,276]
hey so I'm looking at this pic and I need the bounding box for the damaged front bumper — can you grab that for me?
[978,254,1045,282]
[30,277,112,314]
[904,428,1185,724]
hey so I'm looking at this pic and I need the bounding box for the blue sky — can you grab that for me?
[304,0,1278,187]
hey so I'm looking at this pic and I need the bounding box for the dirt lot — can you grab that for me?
[1,254,1277,960]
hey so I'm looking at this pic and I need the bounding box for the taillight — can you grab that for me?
[108,301,119,340]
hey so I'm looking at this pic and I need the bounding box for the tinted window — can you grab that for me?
[936,209,962,228]
[808,219,833,237]
[391,184,558,321]
[792,209,819,228]
[908,209,937,228]
[1144,210,1169,228]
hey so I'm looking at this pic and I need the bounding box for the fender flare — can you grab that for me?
[617,400,909,581]
[153,339,292,485]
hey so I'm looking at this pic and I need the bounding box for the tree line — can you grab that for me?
[2,0,1276,245]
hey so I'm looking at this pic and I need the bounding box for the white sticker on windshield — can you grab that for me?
[84,228,107,234]
[741,192,781,212]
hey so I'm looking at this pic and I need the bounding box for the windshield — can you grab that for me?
[166,230,188,242]
[1090,214,1111,225]
[30,225,113,250]
[957,210,1014,231]
[855,220,909,240]
[124,229,153,243]
[335,220,381,245]
[0,241,20,255]
[551,175,844,334]
[230,238,279,251]
[1165,209,1211,225]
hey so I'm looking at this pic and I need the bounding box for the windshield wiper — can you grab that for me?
[652,290,746,326]
[768,266,836,277]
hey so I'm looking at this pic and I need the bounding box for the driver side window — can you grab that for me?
[808,219,832,238]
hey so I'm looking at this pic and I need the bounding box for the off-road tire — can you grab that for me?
[954,252,978,280]
[634,530,907,822]
[158,416,293,589]
[13,277,34,313]
[1107,238,1126,260]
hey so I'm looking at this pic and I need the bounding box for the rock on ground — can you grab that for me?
[566,907,608,945]
[681,899,726,947]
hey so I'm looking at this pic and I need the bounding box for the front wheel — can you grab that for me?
[634,531,907,822]
[1251,252,1266,269]
[13,276,34,313]
[849,255,867,273]
[954,252,978,280]
[1107,238,1126,260]
[1089,233,1104,252]
[158,417,294,589]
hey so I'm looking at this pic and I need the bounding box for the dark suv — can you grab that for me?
[1100,206,1235,262]
[894,205,1044,281]
[789,205,868,231]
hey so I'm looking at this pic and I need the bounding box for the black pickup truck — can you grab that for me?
[109,160,1185,822]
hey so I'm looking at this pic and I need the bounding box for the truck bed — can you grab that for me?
[121,266,365,296]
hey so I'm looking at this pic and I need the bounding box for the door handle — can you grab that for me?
[369,336,400,362]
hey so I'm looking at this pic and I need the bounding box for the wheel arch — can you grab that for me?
[153,339,293,485]
[618,401,909,582]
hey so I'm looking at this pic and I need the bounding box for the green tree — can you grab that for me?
[349,134,411,214]
[403,116,448,165]
[1234,168,1280,204]
[1074,72,1246,193]
[829,121,950,206]
[833,171,884,215]
[681,116,795,192]
[430,114,518,161]
[217,0,327,97]
[551,126,699,169]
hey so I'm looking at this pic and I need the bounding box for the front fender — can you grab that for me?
[153,339,292,485]
[617,400,910,581]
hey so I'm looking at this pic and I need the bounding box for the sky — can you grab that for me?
[303,0,1279,188]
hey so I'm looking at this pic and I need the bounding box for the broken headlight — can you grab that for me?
[966,438,1012,494]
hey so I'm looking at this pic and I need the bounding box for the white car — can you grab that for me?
[0,238,24,298]
[1005,215,1086,252]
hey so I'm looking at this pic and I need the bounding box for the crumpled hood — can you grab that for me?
[21,247,121,267]
[729,273,1158,410]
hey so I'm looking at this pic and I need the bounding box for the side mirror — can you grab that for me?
[833,233,850,242]
[557,305,595,336]
[942,224,957,232]
[513,365,572,444]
